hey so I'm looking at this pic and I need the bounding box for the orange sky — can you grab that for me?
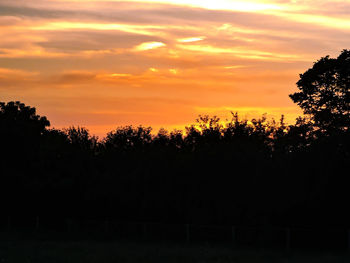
[1,0,349,138]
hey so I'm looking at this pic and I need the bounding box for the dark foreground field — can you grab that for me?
[1,232,350,263]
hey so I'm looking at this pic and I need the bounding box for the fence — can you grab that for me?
[2,216,349,249]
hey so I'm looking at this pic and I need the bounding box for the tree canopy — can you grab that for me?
[0,101,50,156]
[2,51,350,233]
[290,49,350,132]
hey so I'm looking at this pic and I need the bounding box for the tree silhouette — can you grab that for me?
[0,101,50,161]
[290,49,350,132]
[64,126,98,152]
[0,101,50,213]
[104,125,152,153]
[3,51,350,243]
[0,101,49,139]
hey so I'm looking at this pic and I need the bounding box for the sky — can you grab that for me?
[1,0,349,138]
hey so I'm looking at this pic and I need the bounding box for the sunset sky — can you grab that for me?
[1,0,349,137]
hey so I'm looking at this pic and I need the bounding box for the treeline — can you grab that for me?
[1,101,350,228]
[2,50,350,229]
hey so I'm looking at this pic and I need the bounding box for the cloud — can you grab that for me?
[1,0,349,136]
[169,69,178,74]
[0,67,39,85]
[134,41,166,51]
[175,44,309,62]
[56,71,96,83]
[149,68,159,72]
[0,16,23,26]
[177,36,205,43]
[0,67,38,77]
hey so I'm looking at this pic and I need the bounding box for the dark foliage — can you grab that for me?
[1,107,349,227]
[1,51,350,233]
[290,49,350,132]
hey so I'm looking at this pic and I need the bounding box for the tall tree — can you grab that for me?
[290,49,350,132]
[0,101,50,212]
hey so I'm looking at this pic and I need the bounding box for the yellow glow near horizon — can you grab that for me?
[169,69,178,74]
[224,66,247,69]
[110,73,132,77]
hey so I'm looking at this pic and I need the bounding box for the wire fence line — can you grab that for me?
[2,216,350,249]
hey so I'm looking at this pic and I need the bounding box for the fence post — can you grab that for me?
[286,227,291,251]
[186,224,190,243]
[232,226,236,247]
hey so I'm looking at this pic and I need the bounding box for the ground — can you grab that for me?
[1,232,349,263]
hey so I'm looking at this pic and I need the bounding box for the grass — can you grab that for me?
[0,231,349,263]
